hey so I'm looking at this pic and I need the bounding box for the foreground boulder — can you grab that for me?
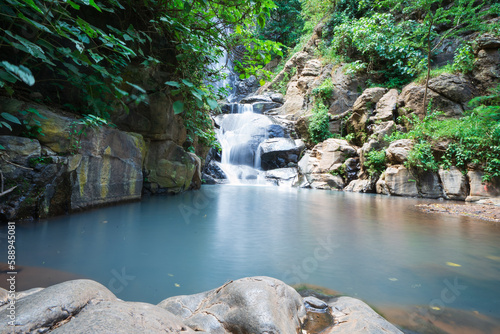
[0,277,403,334]
[158,276,306,334]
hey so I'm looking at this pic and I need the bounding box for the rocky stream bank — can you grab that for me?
[0,276,403,334]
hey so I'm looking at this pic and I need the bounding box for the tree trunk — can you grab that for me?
[422,16,434,117]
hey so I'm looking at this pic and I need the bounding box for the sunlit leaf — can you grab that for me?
[0,61,35,86]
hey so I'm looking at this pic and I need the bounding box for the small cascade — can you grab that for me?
[208,50,294,186]
[216,111,274,184]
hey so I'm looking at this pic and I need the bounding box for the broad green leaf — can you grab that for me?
[206,98,218,109]
[82,0,102,12]
[181,79,194,87]
[1,121,12,131]
[4,31,48,62]
[126,81,146,93]
[165,81,180,88]
[67,0,81,10]
[173,101,184,114]
[192,91,203,101]
[1,112,21,125]
[259,79,266,86]
[22,0,43,14]
[0,61,35,86]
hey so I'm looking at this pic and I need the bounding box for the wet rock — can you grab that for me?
[416,170,444,199]
[438,166,469,200]
[0,136,41,166]
[265,167,299,186]
[144,140,197,194]
[266,124,286,138]
[239,95,273,104]
[202,160,227,180]
[253,102,283,114]
[385,139,414,165]
[326,296,403,333]
[259,138,304,170]
[378,166,418,197]
[70,128,145,210]
[158,276,307,334]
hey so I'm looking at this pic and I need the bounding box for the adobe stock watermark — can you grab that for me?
[177,187,217,224]
[282,234,337,286]
[107,267,135,294]
[408,277,467,327]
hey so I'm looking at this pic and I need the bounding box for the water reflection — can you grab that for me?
[1,185,499,333]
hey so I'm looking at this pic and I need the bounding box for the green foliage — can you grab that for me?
[330,163,346,177]
[1,0,281,156]
[312,78,334,103]
[258,0,305,48]
[387,85,500,180]
[308,102,332,144]
[300,0,337,32]
[452,43,475,74]
[406,141,439,172]
[330,13,424,83]
[0,111,21,132]
[414,64,454,84]
[364,150,386,176]
[28,156,52,168]
[19,108,46,138]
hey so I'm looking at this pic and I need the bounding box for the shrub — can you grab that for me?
[308,102,332,144]
[330,13,424,83]
[364,150,386,176]
[312,78,334,103]
[452,43,475,74]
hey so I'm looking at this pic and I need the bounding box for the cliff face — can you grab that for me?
[0,81,205,222]
[257,23,500,203]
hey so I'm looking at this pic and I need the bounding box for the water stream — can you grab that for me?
[2,186,500,333]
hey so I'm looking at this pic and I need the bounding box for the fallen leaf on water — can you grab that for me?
[431,306,441,311]
[446,262,462,267]
[203,214,207,218]
[102,220,108,224]
[174,283,180,287]
[168,273,174,277]
[388,278,398,281]
[486,255,500,261]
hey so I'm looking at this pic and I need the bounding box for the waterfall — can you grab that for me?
[216,112,274,184]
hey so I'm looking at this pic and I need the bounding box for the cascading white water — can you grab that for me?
[216,111,274,184]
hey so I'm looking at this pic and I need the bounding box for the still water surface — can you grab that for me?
[3,185,500,332]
